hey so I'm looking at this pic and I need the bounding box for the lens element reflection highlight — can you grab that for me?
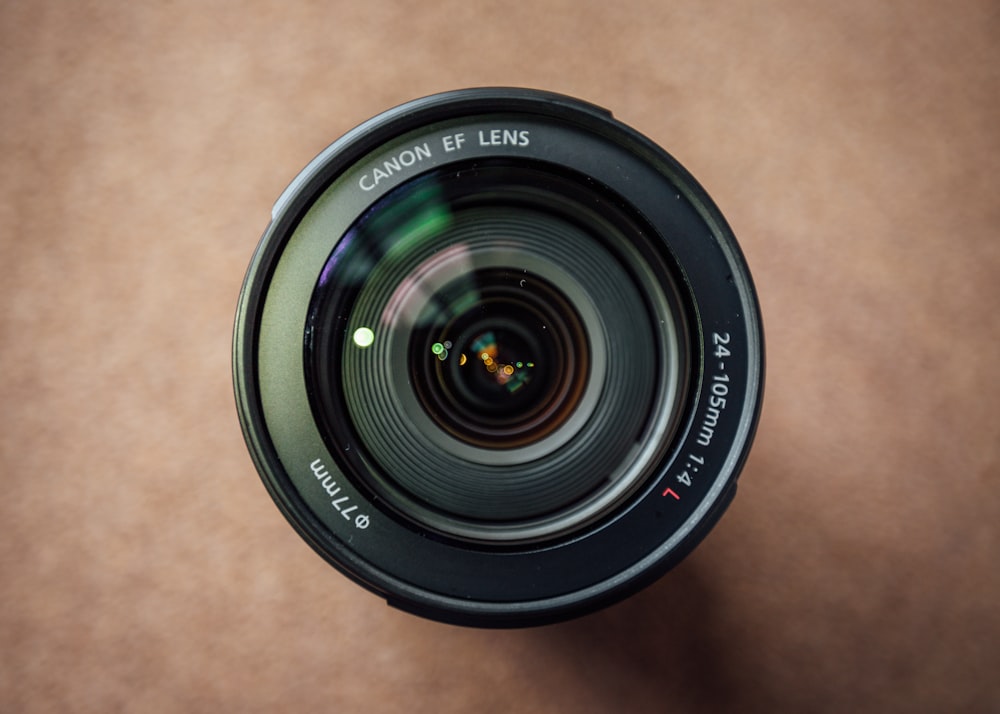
[468,332,533,392]
[352,327,375,348]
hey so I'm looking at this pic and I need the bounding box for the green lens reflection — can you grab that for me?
[370,184,453,262]
[352,326,375,348]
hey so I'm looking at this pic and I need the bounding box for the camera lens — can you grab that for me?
[234,89,764,627]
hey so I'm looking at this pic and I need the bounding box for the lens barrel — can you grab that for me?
[233,88,764,627]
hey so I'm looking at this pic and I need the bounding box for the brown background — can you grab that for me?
[1,1,998,712]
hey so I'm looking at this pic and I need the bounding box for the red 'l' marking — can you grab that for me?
[662,487,680,500]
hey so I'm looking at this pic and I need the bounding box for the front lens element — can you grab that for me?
[307,163,688,541]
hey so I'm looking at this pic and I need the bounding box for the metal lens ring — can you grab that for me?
[234,88,765,627]
[308,164,684,542]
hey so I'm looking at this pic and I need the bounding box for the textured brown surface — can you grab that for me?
[2,1,998,711]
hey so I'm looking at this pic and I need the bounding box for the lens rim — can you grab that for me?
[233,88,765,627]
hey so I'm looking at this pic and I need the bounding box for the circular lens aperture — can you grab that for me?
[410,268,589,449]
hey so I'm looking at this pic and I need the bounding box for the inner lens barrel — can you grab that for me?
[409,268,590,449]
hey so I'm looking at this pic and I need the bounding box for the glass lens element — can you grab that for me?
[307,161,688,542]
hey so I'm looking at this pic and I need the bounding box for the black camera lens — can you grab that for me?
[233,89,764,627]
